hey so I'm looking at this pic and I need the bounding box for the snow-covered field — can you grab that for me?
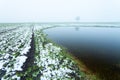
[0,24,87,80]
[0,25,32,79]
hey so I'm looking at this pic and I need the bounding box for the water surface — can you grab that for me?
[44,26,120,80]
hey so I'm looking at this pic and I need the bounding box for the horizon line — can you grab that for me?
[0,22,120,24]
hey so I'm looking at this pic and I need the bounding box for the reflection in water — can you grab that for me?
[75,27,79,31]
[44,26,120,80]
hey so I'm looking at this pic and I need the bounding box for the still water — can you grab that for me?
[44,26,120,80]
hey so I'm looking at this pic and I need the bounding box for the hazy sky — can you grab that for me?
[0,0,120,22]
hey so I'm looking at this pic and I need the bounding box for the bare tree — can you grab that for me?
[75,16,80,22]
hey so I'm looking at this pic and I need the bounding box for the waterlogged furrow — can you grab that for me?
[0,27,32,80]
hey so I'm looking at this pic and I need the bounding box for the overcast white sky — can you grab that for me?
[0,0,120,22]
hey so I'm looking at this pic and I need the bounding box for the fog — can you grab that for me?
[0,0,120,22]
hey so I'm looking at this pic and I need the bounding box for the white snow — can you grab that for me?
[14,56,27,71]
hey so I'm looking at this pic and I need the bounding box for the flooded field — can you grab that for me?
[0,23,120,80]
[44,25,120,80]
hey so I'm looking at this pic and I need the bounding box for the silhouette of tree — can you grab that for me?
[75,16,80,22]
